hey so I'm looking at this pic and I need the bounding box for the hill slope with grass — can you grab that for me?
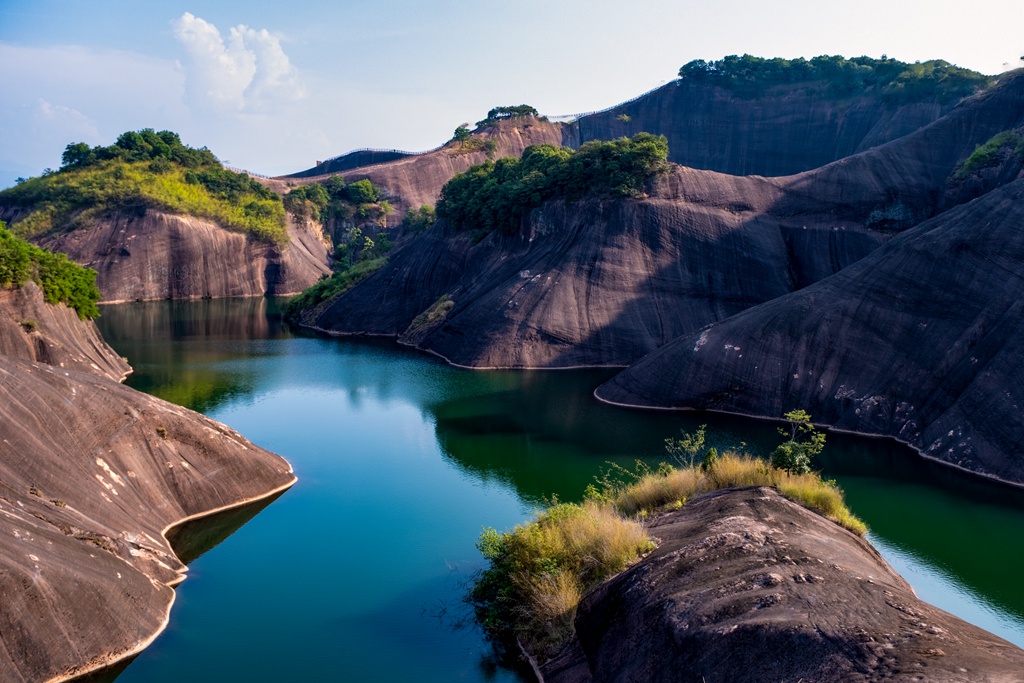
[0,229,297,681]
[0,130,330,301]
[274,115,572,223]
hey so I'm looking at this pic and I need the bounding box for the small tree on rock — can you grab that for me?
[665,424,707,468]
[770,409,825,475]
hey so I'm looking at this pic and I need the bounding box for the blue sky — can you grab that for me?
[1,0,1022,186]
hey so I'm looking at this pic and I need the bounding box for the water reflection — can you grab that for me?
[97,298,290,413]
[99,298,1024,663]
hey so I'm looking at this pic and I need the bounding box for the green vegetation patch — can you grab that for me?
[472,500,654,659]
[437,133,669,235]
[283,256,387,323]
[471,414,865,662]
[475,104,540,127]
[679,54,992,102]
[954,128,1024,180]
[0,222,100,319]
[283,176,386,224]
[1,129,286,245]
[401,205,436,235]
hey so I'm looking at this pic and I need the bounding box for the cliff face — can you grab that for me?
[31,209,330,303]
[0,281,129,381]
[544,488,1024,683]
[597,177,1024,485]
[0,286,296,681]
[577,80,957,177]
[312,172,878,368]
[307,73,1024,370]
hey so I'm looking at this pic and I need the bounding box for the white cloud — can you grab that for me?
[0,43,187,186]
[172,12,305,113]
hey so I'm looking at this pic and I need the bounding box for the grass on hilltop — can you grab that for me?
[1,129,287,245]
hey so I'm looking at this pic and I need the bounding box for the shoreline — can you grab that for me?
[51,474,297,683]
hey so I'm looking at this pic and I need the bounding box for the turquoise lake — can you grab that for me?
[96,298,1024,681]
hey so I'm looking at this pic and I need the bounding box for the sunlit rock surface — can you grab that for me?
[544,488,1024,683]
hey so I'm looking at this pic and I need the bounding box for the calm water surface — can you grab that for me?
[97,299,1024,681]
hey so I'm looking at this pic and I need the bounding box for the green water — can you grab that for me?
[96,298,1024,681]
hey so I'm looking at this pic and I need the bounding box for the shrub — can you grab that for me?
[402,205,436,234]
[664,424,707,468]
[769,409,826,475]
[476,104,539,126]
[436,133,669,235]
[471,501,653,659]
[0,223,100,319]
[953,129,1024,180]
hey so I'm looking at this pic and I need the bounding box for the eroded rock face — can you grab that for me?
[577,79,962,177]
[597,178,1024,485]
[0,281,130,381]
[0,287,296,681]
[545,488,1024,683]
[307,73,1024,369]
[31,210,330,303]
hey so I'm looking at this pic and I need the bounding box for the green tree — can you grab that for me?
[664,424,706,468]
[61,142,94,169]
[453,125,472,142]
[770,409,826,475]
[344,178,381,204]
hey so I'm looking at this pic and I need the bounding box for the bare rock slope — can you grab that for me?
[0,286,296,682]
[33,210,329,303]
[545,488,1024,683]
[598,177,1024,485]
[0,281,129,381]
[577,79,961,177]
[308,71,1024,370]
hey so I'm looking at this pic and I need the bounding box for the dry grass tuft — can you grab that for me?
[473,453,866,663]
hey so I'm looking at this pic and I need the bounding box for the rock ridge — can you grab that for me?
[543,487,1024,683]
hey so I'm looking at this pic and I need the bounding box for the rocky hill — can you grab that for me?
[0,257,296,681]
[0,130,331,303]
[544,488,1024,682]
[576,55,991,177]
[300,70,1024,373]
[597,174,1024,485]
[272,115,572,219]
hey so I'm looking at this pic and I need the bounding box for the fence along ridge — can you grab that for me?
[546,80,676,123]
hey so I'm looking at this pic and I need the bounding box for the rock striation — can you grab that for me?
[31,209,330,303]
[306,72,1024,371]
[0,281,129,382]
[0,285,296,682]
[543,487,1024,683]
[577,78,965,177]
[597,177,1024,485]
